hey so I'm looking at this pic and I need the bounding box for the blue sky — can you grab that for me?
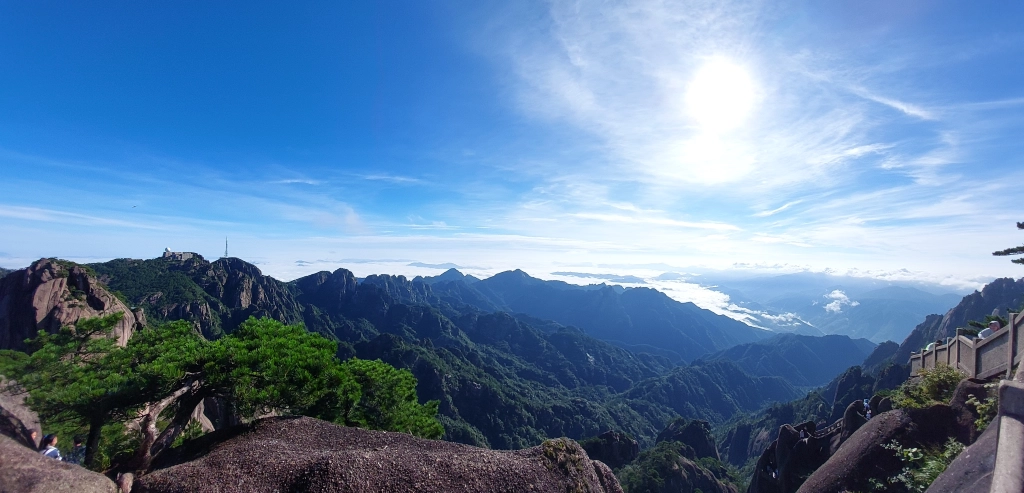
[2,0,1023,290]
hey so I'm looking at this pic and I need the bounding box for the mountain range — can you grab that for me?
[0,255,804,449]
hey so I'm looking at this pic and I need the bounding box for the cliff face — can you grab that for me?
[90,256,307,339]
[0,259,140,350]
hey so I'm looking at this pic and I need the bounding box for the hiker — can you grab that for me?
[30,430,38,449]
[40,434,61,460]
[799,429,806,439]
[66,436,86,465]
[866,409,872,420]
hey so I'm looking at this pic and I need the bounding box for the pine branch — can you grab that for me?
[1018,222,1024,230]
[993,245,1024,257]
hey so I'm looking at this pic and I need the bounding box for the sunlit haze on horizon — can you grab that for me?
[2,1,1023,298]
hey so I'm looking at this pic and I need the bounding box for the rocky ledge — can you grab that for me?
[136,416,622,493]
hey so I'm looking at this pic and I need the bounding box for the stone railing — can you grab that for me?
[909,312,1024,380]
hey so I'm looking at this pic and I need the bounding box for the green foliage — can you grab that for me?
[992,221,1024,265]
[618,440,742,493]
[891,365,964,409]
[878,438,965,493]
[1,316,444,471]
[966,382,998,431]
[52,258,98,277]
[341,358,443,439]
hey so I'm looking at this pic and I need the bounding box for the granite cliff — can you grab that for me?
[0,259,141,351]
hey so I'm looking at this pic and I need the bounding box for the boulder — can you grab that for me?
[0,434,118,493]
[580,430,639,469]
[656,418,720,461]
[925,414,998,492]
[135,416,623,493]
[877,397,893,414]
[948,378,988,444]
[0,259,140,351]
[796,405,959,493]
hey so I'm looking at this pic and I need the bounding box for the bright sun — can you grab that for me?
[685,58,756,132]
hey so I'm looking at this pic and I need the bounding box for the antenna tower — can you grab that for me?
[224,237,228,258]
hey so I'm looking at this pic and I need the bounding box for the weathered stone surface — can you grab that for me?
[656,418,720,461]
[0,380,40,449]
[725,422,752,466]
[580,430,639,469]
[136,416,623,493]
[0,434,117,493]
[796,405,959,493]
[0,259,139,351]
[925,414,998,493]
[948,377,988,444]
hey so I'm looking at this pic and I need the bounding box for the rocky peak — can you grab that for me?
[656,418,720,461]
[0,259,140,351]
[580,430,640,469]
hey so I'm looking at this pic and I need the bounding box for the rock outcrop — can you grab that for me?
[580,430,640,469]
[0,434,118,493]
[135,416,623,493]
[924,414,998,493]
[657,418,720,461]
[0,259,140,351]
[796,405,960,493]
[0,381,40,449]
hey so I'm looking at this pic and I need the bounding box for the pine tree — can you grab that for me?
[0,316,442,472]
[992,222,1024,264]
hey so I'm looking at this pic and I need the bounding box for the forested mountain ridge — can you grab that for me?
[0,255,799,450]
[698,333,876,387]
[424,268,770,363]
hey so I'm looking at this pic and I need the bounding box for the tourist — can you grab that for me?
[866,409,872,420]
[29,430,38,449]
[66,436,86,465]
[40,434,61,460]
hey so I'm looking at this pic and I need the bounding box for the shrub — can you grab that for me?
[879,438,964,492]
[891,365,964,409]
[965,382,998,431]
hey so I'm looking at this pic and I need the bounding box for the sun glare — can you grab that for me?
[685,58,756,132]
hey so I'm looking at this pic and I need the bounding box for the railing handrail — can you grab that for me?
[909,313,1020,381]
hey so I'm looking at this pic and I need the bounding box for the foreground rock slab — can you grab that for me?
[0,434,118,493]
[135,416,623,493]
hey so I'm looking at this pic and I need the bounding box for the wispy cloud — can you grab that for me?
[359,174,426,184]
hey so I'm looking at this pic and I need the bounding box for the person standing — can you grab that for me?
[40,434,62,461]
[66,436,86,465]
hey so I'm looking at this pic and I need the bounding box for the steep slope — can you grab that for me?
[617,361,800,426]
[699,333,876,387]
[439,269,769,363]
[893,277,1024,364]
[0,259,141,350]
[90,256,308,340]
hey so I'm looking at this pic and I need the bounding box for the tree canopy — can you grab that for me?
[992,221,1024,265]
[0,315,442,471]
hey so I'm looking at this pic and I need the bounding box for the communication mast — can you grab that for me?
[224,237,228,258]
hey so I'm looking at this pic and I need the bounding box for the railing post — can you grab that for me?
[991,380,1024,493]
[955,328,960,369]
[1009,314,1018,380]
